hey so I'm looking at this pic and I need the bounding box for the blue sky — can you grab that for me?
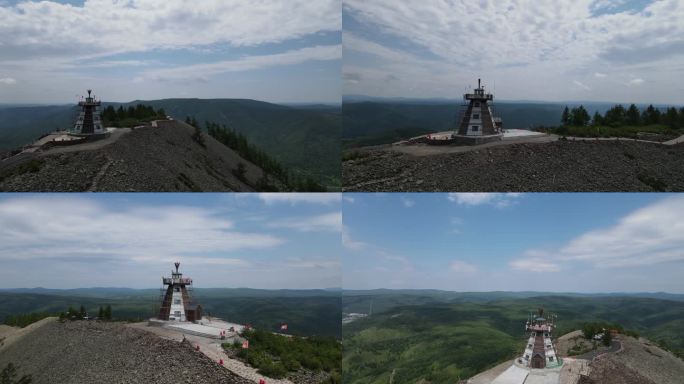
[343,0,684,104]
[0,193,341,289]
[0,0,341,104]
[343,193,684,293]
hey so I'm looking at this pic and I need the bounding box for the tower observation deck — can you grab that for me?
[518,308,561,369]
[70,89,105,136]
[455,78,503,138]
[157,262,202,322]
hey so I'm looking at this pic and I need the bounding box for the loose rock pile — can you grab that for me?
[0,320,253,384]
[0,121,275,192]
[343,140,684,191]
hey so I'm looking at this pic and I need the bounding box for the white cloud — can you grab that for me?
[0,77,16,84]
[509,257,561,272]
[574,80,591,91]
[140,45,341,81]
[447,193,522,208]
[342,226,368,250]
[449,260,478,273]
[0,0,341,102]
[283,256,340,270]
[0,0,340,61]
[512,196,684,272]
[594,72,607,78]
[343,0,684,104]
[268,212,341,232]
[628,78,644,86]
[558,196,684,267]
[448,193,496,205]
[343,196,355,204]
[400,196,415,208]
[255,193,340,205]
[450,217,464,234]
[0,196,283,264]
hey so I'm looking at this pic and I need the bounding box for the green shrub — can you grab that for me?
[0,362,32,384]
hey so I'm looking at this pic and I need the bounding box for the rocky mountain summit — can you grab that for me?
[0,318,253,384]
[0,120,279,191]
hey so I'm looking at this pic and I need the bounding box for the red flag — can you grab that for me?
[242,340,249,349]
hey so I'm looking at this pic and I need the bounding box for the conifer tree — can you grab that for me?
[625,104,641,126]
[561,106,570,125]
[644,104,661,125]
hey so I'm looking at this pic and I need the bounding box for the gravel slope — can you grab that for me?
[599,336,684,384]
[0,319,253,384]
[343,140,684,191]
[0,120,275,191]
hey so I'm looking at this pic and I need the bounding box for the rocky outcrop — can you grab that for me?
[584,336,684,384]
[343,140,684,192]
[0,120,282,192]
[0,319,253,384]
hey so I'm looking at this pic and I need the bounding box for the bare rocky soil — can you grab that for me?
[0,120,278,191]
[576,335,684,384]
[0,319,253,384]
[343,140,684,191]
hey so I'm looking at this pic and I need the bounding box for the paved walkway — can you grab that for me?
[37,128,131,156]
[391,133,558,157]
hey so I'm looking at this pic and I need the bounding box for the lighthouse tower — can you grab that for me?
[520,308,560,369]
[157,262,202,322]
[454,79,503,141]
[70,89,105,136]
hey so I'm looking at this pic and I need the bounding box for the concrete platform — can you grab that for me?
[491,365,529,384]
[149,317,245,339]
[503,129,546,139]
[524,370,560,384]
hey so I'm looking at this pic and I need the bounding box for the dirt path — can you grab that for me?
[86,157,114,191]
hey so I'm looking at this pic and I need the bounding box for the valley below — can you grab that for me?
[341,291,684,384]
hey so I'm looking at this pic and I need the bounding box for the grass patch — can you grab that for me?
[342,151,372,162]
[0,158,44,183]
[3,312,53,328]
[637,173,667,191]
[545,124,677,139]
